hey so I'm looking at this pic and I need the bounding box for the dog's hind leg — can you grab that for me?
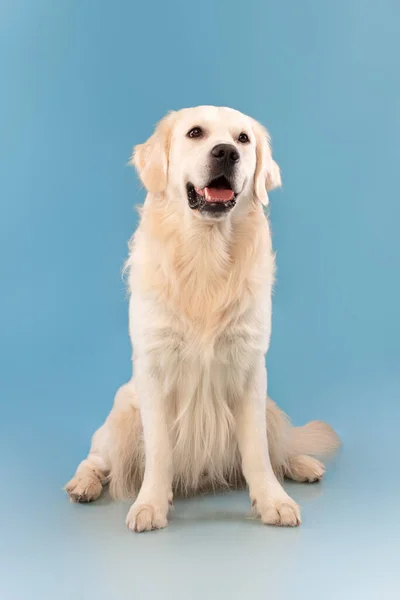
[284,454,325,483]
[65,381,143,503]
[65,422,110,503]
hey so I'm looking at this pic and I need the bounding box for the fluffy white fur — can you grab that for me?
[65,106,340,532]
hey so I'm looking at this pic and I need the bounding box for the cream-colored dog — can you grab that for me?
[65,106,340,532]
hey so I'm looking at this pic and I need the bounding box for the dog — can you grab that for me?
[65,106,340,532]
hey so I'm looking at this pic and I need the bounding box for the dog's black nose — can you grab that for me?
[211,144,240,165]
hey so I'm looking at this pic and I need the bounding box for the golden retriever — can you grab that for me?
[65,106,340,532]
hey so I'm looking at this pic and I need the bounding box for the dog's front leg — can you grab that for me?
[125,369,173,533]
[235,359,301,527]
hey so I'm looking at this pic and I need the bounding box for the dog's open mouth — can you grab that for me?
[187,176,237,214]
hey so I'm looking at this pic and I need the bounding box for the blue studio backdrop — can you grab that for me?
[1,1,399,599]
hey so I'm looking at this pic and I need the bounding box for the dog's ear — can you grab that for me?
[253,120,282,206]
[131,112,176,193]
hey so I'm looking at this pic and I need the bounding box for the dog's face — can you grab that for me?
[133,106,281,221]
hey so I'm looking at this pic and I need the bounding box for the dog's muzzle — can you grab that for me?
[187,144,240,216]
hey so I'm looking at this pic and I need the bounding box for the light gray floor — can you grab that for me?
[3,385,399,600]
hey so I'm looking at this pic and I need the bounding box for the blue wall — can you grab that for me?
[1,1,399,598]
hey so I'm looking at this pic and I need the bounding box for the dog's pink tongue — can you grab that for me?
[194,187,234,202]
[201,188,235,202]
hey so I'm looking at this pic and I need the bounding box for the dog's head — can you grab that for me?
[132,106,281,220]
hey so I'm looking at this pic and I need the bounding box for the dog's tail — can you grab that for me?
[288,420,341,456]
[267,399,341,478]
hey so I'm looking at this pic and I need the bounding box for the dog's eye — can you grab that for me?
[187,127,203,139]
[238,132,250,144]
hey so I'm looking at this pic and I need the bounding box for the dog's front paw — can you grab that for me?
[126,501,169,533]
[255,495,301,527]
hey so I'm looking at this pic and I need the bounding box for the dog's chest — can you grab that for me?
[150,310,265,404]
[167,330,248,488]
